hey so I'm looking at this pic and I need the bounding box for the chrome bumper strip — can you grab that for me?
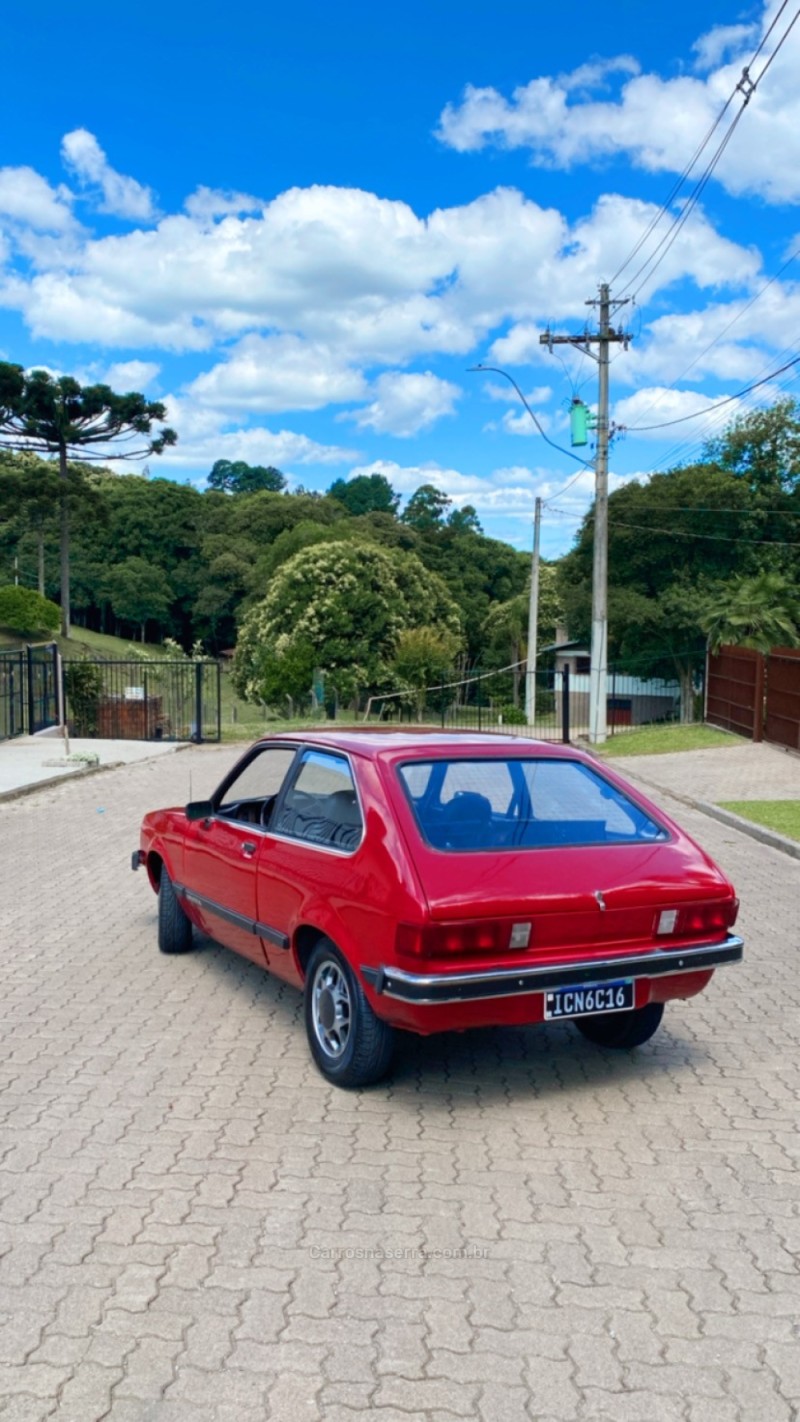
[361,935,743,1005]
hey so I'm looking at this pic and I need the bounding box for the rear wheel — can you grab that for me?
[305,939,395,1088]
[158,868,194,954]
[575,1001,664,1049]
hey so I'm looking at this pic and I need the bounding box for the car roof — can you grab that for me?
[256,728,584,763]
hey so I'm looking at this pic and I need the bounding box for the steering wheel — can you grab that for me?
[259,795,276,829]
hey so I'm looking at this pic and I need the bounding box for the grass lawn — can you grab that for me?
[0,625,168,659]
[718,799,800,841]
[596,723,745,757]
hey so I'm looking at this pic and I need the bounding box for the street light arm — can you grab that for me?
[467,365,594,469]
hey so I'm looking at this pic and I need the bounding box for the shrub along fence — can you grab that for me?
[61,658,222,743]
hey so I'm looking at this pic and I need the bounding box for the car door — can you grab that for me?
[182,744,297,966]
[255,747,366,987]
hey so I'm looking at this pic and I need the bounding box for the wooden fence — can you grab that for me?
[706,644,800,750]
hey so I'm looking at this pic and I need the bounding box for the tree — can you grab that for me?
[481,565,561,706]
[0,365,176,636]
[328,473,400,516]
[207,459,286,494]
[704,398,800,493]
[448,504,482,535]
[701,571,800,653]
[401,484,452,532]
[103,556,174,641]
[0,584,60,637]
[232,541,462,709]
[390,626,462,715]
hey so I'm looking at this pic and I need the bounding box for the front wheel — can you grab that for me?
[305,940,395,1088]
[575,1001,664,1049]
[158,868,194,954]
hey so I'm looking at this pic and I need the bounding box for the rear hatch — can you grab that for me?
[403,839,735,964]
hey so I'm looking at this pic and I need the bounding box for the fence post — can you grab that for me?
[753,652,765,743]
[26,645,34,735]
[561,664,570,743]
[194,662,204,744]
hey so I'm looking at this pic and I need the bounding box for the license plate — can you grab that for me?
[544,979,634,1020]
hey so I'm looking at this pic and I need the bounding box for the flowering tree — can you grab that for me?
[232,540,462,709]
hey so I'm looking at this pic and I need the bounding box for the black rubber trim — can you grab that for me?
[361,935,743,1004]
[175,883,290,951]
[131,849,143,871]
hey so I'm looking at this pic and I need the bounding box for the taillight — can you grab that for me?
[395,920,511,959]
[676,900,738,937]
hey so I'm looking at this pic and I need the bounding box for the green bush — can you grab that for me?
[498,703,528,726]
[0,584,60,636]
[64,660,104,736]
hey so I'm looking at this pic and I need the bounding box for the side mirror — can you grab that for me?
[185,800,214,822]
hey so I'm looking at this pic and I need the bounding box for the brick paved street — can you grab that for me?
[1,745,799,1422]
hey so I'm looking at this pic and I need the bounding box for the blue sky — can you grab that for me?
[1,0,797,557]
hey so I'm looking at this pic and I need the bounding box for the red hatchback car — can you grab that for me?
[133,731,742,1087]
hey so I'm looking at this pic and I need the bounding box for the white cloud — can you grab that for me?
[0,167,76,232]
[184,187,263,221]
[483,381,552,405]
[692,23,758,71]
[1,179,760,357]
[61,129,158,221]
[436,6,800,203]
[346,371,461,436]
[102,360,161,392]
[157,396,357,475]
[612,385,747,437]
[186,334,367,412]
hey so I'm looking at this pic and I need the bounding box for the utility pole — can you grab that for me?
[525,496,541,726]
[540,283,631,743]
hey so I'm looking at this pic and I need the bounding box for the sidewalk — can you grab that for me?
[0,731,182,799]
[607,739,800,858]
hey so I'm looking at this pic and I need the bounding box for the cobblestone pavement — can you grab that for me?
[606,739,800,806]
[1,745,799,1422]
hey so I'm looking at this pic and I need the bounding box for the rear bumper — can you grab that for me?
[361,934,743,1005]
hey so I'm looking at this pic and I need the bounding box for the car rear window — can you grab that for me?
[397,757,668,852]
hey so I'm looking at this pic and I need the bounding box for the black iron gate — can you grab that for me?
[0,643,59,741]
[62,658,221,743]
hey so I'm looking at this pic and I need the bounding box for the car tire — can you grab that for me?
[305,939,395,1088]
[575,1001,664,1049]
[158,868,194,955]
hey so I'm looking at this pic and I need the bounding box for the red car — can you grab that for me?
[133,731,742,1087]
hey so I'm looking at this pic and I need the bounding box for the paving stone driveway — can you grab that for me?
[1,745,799,1422]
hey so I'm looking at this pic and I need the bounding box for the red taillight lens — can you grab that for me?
[677,900,737,937]
[395,920,509,959]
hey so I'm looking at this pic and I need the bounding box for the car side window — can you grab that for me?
[216,747,297,826]
[274,749,362,852]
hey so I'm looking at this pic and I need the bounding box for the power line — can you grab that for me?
[547,507,800,547]
[610,1,792,289]
[614,6,799,303]
[620,242,800,432]
[624,352,800,432]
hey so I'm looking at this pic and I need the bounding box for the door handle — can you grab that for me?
[242,842,257,857]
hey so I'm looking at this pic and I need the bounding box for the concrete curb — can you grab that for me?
[599,761,800,863]
[0,760,123,804]
[696,801,800,861]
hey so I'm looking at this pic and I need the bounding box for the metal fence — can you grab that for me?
[364,666,572,741]
[0,649,25,740]
[362,656,688,742]
[61,658,222,743]
[0,643,59,741]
